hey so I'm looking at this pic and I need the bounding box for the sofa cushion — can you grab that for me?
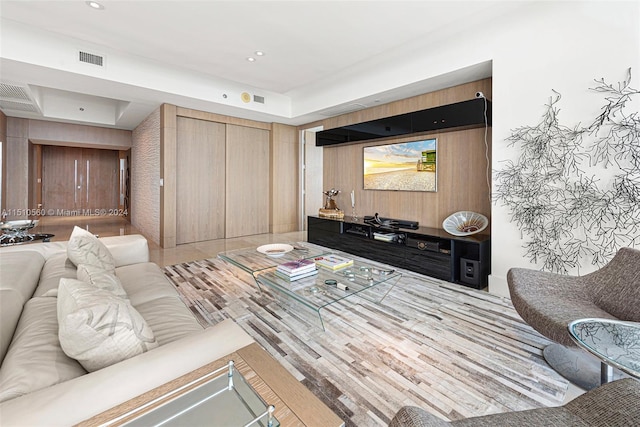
[0,251,45,362]
[0,251,44,299]
[117,262,188,305]
[33,253,77,297]
[134,298,203,345]
[77,264,128,299]
[66,226,115,272]
[0,297,86,403]
[57,278,158,372]
[0,291,29,366]
[116,263,203,344]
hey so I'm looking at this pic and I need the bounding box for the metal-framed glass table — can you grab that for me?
[219,244,402,330]
[568,318,640,384]
[78,343,344,427]
[109,361,278,426]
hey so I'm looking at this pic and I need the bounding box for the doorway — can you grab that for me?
[41,145,119,215]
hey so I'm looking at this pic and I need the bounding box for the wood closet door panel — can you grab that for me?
[42,145,77,212]
[225,124,269,238]
[176,117,226,244]
[83,148,119,211]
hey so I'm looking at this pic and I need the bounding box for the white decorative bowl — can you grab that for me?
[256,243,294,258]
[442,211,488,236]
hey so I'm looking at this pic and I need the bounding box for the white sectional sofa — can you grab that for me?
[0,233,254,426]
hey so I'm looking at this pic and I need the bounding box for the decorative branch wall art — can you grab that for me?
[494,69,640,274]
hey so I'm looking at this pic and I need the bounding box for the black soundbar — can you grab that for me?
[363,214,419,230]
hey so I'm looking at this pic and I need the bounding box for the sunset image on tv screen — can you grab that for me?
[363,138,437,192]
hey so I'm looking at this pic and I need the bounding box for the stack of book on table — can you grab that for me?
[314,254,354,271]
[275,259,318,281]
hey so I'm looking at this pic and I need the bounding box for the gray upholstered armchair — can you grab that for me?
[389,378,640,426]
[507,247,640,389]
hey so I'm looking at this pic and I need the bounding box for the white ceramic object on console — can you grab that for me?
[256,243,294,258]
[442,211,488,236]
[0,220,39,233]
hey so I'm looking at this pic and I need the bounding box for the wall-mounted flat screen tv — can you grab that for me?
[363,138,437,192]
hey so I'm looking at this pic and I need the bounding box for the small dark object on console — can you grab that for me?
[364,213,419,230]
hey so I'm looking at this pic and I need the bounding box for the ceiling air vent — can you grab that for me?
[0,83,42,114]
[253,95,265,104]
[0,83,31,100]
[78,50,104,67]
[0,100,40,112]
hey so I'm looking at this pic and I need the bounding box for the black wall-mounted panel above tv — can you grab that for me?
[316,98,491,147]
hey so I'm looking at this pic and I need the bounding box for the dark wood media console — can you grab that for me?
[307,215,490,289]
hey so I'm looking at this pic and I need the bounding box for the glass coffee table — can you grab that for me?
[219,242,328,275]
[219,243,402,330]
[568,318,640,384]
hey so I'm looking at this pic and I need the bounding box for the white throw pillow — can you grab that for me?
[67,226,116,272]
[57,278,158,372]
[76,264,128,299]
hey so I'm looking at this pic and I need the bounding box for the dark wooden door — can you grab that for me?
[42,146,119,215]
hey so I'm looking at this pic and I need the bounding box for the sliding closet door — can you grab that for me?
[225,124,269,238]
[176,117,226,244]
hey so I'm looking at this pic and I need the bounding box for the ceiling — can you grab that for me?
[0,1,516,130]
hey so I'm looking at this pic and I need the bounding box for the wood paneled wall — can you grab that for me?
[160,105,296,247]
[270,123,299,233]
[5,118,29,217]
[300,78,493,229]
[176,117,226,243]
[160,104,177,248]
[3,117,132,220]
[225,124,270,238]
[28,120,131,150]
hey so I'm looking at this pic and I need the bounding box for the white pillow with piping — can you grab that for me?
[57,278,158,372]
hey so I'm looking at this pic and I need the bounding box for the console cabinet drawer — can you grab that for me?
[404,247,451,281]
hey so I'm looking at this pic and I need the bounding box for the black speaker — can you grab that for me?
[460,258,481,287]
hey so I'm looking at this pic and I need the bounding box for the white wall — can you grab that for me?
[488,1,640,296]
[303,1,639,296]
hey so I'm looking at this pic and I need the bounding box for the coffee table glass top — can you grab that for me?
[218,242,329,274]
[257,261,400,310]
[568,318,640,379]
[257,259,401,330]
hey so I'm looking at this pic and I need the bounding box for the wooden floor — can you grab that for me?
[164,252,571,426]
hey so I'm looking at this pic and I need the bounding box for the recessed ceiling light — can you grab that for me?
[86,1,104,10]
[247,57,256,62]
[255,51,265,56]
